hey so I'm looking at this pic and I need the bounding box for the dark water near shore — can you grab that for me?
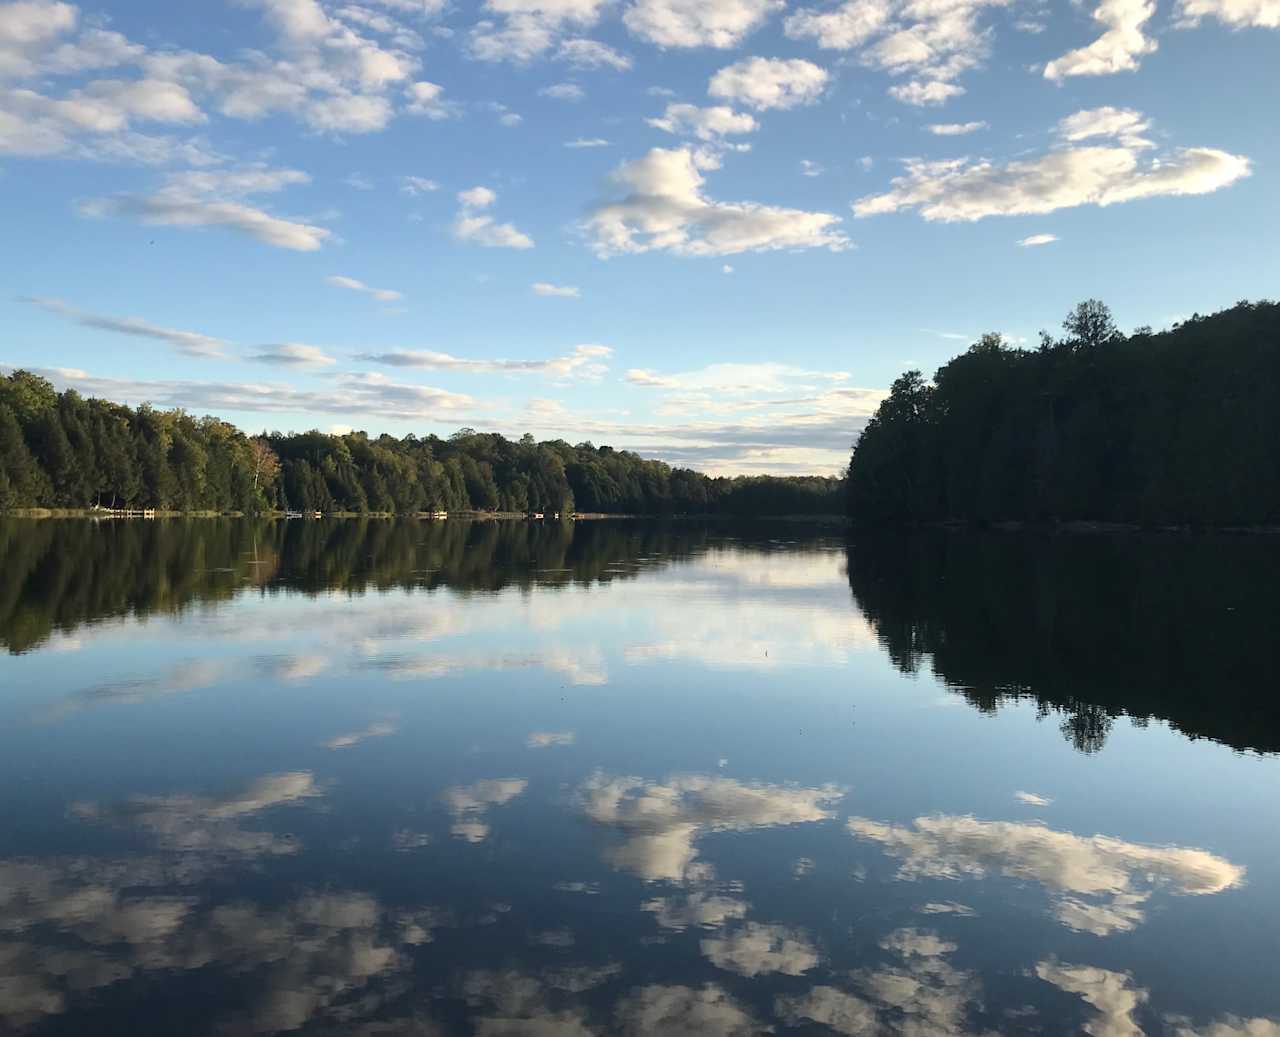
[1,518,1278,1036]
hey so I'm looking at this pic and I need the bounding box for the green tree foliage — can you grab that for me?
[847,300,1280,527]
[0,371,844,516]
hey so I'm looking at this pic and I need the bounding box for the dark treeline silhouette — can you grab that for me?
[0,371,842,516]
[845,531,1280,754]
[0,517,832,654]
[847,299,1280,526]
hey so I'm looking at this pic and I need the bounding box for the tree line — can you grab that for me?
[0,370,842,516]
[847,299,1280,527]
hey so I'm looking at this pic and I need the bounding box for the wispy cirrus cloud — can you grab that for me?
[326,274,404,302]
[22,295,230,358]
[356,343,611,380]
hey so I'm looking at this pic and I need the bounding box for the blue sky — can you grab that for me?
[1,0,1276,473]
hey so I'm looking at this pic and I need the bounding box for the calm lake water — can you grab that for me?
[2,518,1278,1036]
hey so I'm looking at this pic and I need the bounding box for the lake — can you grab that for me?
[1,518,1278,1036]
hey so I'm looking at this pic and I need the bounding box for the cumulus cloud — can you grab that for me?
[785,0,1008,105]
[707,56,828,110]
[889,79,964,105]
[452,184,534,248]
[326,274,404,302]
[777,924,982,1036]
[624,0,784,47]
[848,813,1245,935]
[441,778,528,842]
[1175,0,1280,25]
[647,101,757,141]
[357,342,610,379]
[701,921,820,977]
[1044,0,1157,80]
[584,146,850,257]
[1036,961,1147,1037]
[642,892,749,931]
[22,296,229,359]
[580,771,842,881]
[532,281,581,296]
[854,109,1250,222]
[556,36,633,68]
[469,0,609,63]
[404,79,451,117]
[615,983,766,1036]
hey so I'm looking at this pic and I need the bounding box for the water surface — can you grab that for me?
[1,518,1278,1036]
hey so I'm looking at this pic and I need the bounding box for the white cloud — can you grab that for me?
[400,174,439,194]
[326,274,404,302]
[452,184,534,248]
[615,984,767,1036]
[701,922,821,977]
[404,79,451,117]
[1176,0,1280,26]
[626,360,851,394]
[539,80,585,100]
[707,56,828,110]
[81,165,330,251]
[854,109,1250,222]
[1036,962,1147,1037]
[1015,790,1054,804]
[556,37,633,68]
[1057,105,1152,146]
[565,135,610,147]
[469,0,609,62]
[441,777,527,841]
[647,101,757,141]
[584,146,850,257]
[623,0,784,47]
[777,925,981,1037]
[800,158,824,176]
[246,343,338,366]
[888,79,964,105]
[24,365,475,421]
[927,120,986,135]
[1018,233,1057,246]
[642,893,749,931]
[785,0,1009,105]
[532,281,581,296]
[580,771,842,882]
[359,342,610,379]
[1045,0,1158,80]
[848,813,1245,936]
[784,0,892,48]
[23,296,229,359]
[722,263,734,272]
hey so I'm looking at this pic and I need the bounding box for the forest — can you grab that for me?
[846,299,1280,527]
[0,370,842,516]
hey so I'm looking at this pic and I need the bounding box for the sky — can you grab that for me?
[0,0,1276,475]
